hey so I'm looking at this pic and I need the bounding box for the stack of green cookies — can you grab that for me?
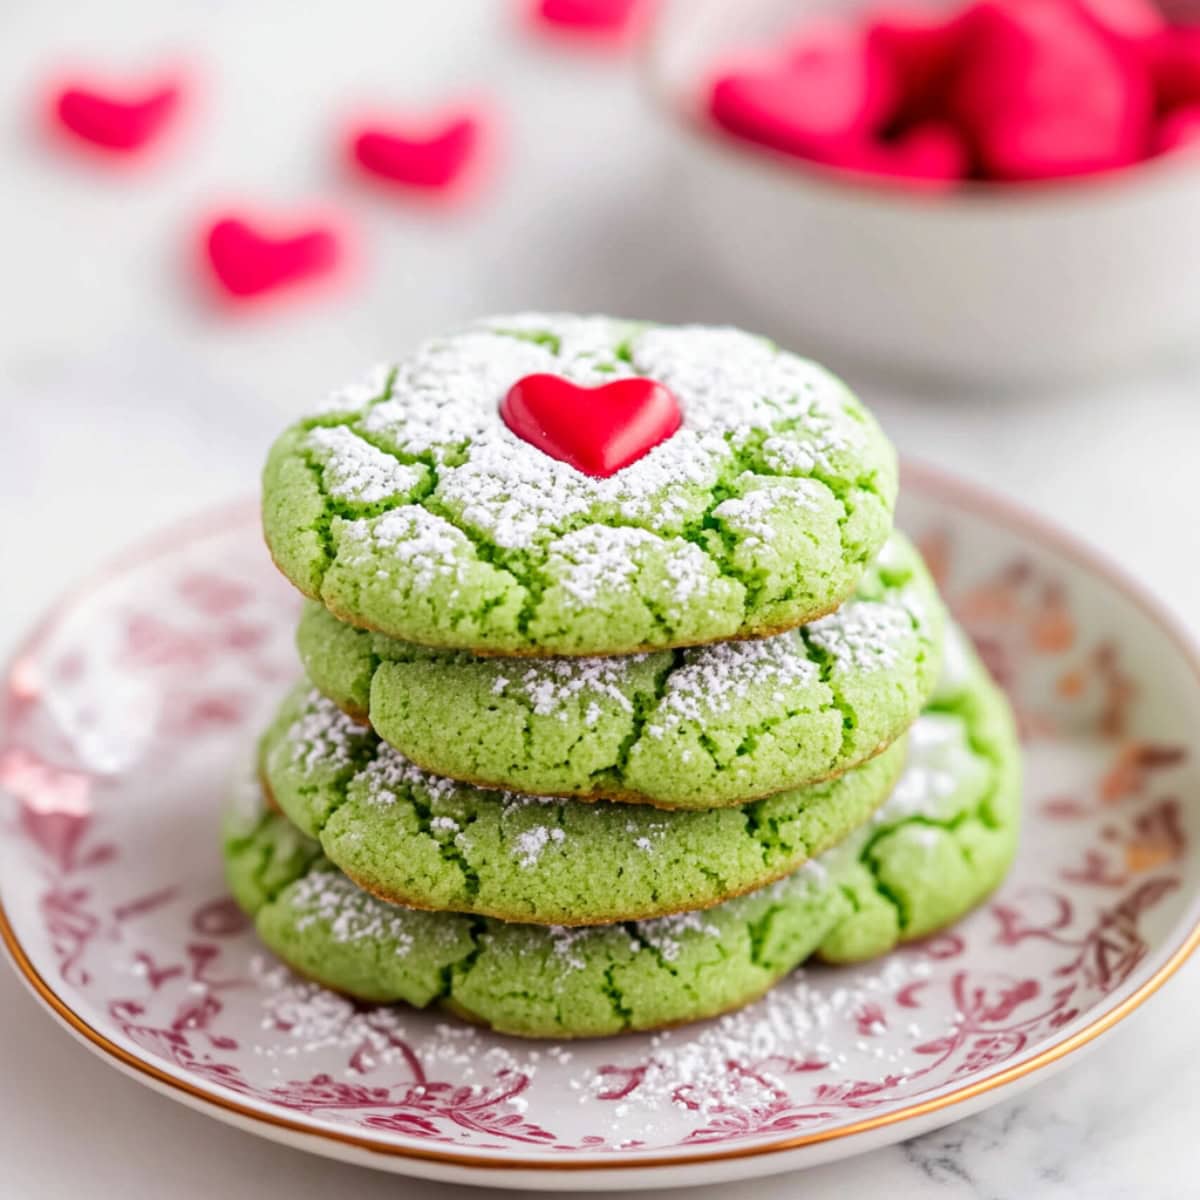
[228,314,1021,1039]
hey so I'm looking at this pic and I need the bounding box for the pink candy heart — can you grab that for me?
[855,121,970,187]
[1155,104,1200,155]
[865,7,966,124]
[1074,0,1165,44]
[710,24,895,163]
[951,0,1151,180]
[50,75,182,154]
[201,214,345,302]
[348,114,484,191]
[1150,27,1200,111]
[531,0,646,39]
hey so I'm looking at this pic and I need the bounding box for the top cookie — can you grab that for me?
[263,314,898,656]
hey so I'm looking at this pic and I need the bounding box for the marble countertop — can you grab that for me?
[3,1,1200,1195]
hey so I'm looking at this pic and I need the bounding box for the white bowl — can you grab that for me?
[645,0,1200,383]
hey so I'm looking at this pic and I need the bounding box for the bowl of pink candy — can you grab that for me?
[648,0,1200,381]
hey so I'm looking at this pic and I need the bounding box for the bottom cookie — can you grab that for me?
[224,629,1020,1038]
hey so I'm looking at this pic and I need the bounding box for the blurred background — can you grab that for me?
[4,1,1200,1192]
[4,0,1199,626]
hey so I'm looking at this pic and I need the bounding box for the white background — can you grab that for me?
[3,2,1200,1196]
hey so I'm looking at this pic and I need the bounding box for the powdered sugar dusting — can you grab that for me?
[626,817,668,855]
[307,362,392,417]
[286,689,367,774]
[662,543,710,606]
[508,656,644,718]
[514,825,567,869]
[712,475,824,544]
[248,946,937,1128]
[549,925,594,972]
[552,526,652,604]
[635,909,722,962]
[435,530,926,729]
[808,600,914,675]
[306,426,426,505]
[548,526,716,608]
[648,635,819,737]
[358,745,462,807]
[336,316,870,554]
[577,952,933,1122]
[286,689,463,806]
[871,713,970,825]
[291,869,415,955]
[937,621,974,698]
[334,507,477,590]
[633,325,837,434]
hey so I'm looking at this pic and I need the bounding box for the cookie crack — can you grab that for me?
[622,925,687,985]
[799,625,857,748]
[227,814,314,907]
[601,963,634,1029]
[440,916,489,1003]
[746,900,792,969]
[742,804,815,866]
[276,322,896,654]
[608,653,680,777]
[309,444,871,635]
[404,786,484,900]
[847,692,1014,937]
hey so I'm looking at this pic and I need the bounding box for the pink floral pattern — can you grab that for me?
[0,484,1197,1161]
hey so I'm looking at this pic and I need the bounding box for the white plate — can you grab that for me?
[2,464,1199,1191]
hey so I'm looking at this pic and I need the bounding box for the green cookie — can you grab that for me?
[260,683,906,925]
[227,628,1020,1038]
[298,532,942,808]
[263,314,897,656]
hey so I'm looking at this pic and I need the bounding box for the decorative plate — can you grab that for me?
[2,465,1199,1192]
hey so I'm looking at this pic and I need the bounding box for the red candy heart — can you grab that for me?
[1155,104,1200,154]
[710,23,896,164]
[533,0,645,38]
[1075,0,1164,43]
[500,374,682,477]
[202,215,344,301]
[951,0,1151,180]
[349,115,483,190]
[856,120,970,187]
[865,8,967,124]
[1150,28,1200,110]
[52,77,181,153]
[785,20,899,129]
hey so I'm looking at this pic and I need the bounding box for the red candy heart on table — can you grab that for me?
[202,215,344,301]
[348,114,483,190]
[949,0,1152,180]
[500,374,682,477]
[51,77,181,153]
[532,0,645,38]
[710,24,896,163]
